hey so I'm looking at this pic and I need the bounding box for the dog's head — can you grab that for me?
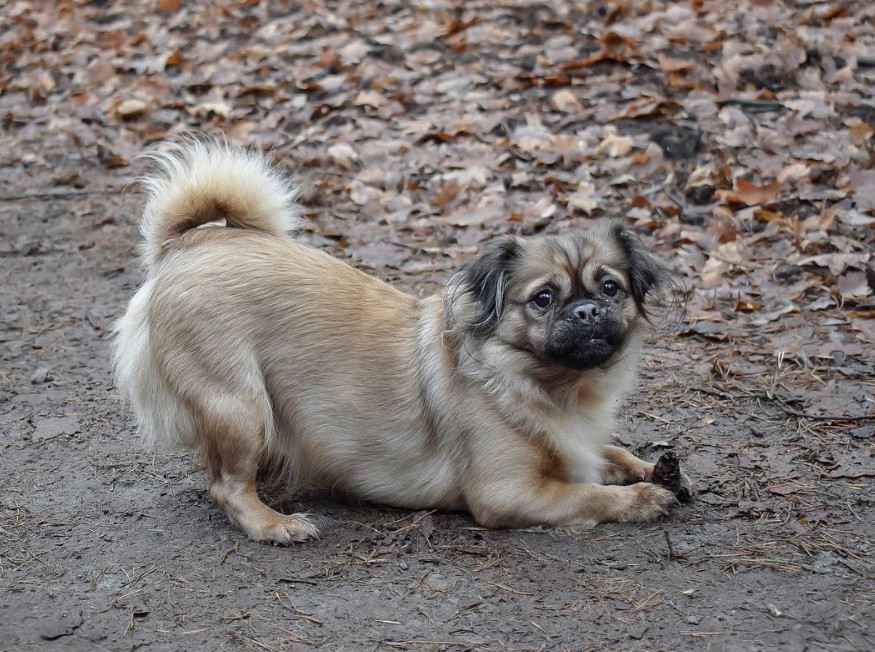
[447,221,671,371]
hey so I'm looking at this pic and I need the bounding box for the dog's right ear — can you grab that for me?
[449,235,522,337]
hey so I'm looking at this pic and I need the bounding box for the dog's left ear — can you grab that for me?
[611,223,672,319]
[452,235,523,337]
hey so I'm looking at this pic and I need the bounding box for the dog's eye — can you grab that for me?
[602,280,620,297]
[531,289,553,309]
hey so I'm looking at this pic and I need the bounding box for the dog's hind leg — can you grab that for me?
[198,396,317,544]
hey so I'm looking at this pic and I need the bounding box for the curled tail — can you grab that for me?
[138,134,301,269]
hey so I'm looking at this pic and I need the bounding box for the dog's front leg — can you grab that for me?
[464,475,676,529]
[600,445,655,485]
[601,445,696,499]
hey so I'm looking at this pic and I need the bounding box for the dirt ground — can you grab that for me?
[2,1,874,651]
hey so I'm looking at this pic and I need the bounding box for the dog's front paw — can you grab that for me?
[614,483,677,523]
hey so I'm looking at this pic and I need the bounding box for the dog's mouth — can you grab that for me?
[539,315,628,370]
[545,337,619,370]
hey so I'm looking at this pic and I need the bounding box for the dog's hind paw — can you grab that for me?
[249,513,319,545]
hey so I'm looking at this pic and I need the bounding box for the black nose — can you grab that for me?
[573,302,600,322]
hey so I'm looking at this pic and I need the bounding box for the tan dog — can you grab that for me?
[114,137,691,544]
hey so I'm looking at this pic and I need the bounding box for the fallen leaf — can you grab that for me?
[717,179,782,206]
[828,450,875,479]
[752,304,797,325]
[837,271,872,298]
[837,211,875,227]
[767,484,802,496]
[550,89,583,113]
[596,127,634,158]
[796,253,870,275]
[848,168,875,212]
[562,31,641,68]
[113,99,148,119]
[568,182,599,215]
[777,163,810,184]
[190,101,231,118]
[327,143,359,170]
[850,425,874,439]
[431,181,461,210]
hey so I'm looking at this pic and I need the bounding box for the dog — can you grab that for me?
[114,136,692,544]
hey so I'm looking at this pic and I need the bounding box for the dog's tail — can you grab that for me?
[137,134,301,269]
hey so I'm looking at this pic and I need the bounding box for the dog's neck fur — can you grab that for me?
[442,309,640,476]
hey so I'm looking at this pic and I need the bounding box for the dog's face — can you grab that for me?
[451,221,670,372]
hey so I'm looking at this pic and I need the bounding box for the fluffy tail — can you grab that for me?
[138,134,301,269]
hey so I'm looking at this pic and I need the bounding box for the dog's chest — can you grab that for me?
[546,412,612,484]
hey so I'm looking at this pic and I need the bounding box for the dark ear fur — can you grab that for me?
[611,223,673,320]
[457,235,522,337]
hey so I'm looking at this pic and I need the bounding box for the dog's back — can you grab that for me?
[114,136,301,448]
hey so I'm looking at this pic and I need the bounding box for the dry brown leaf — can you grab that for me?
[568,182,599,215]
[700,258,728,288]
[837,271,872,299]
[796,252,870,275]
[327,143,359,170]
[190,101,231,118]
[354,90,386,108]
[562,31,641,68]
[837,211,875,227]
[431,182,461,210]
[735,296,762,312]
[848,169,875,212]
[596,127,634,158]
[717,179,781,206]
[113,99,148,119]
[767,484,803,496]
[777,163,810,184]
[550,89,582,114]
